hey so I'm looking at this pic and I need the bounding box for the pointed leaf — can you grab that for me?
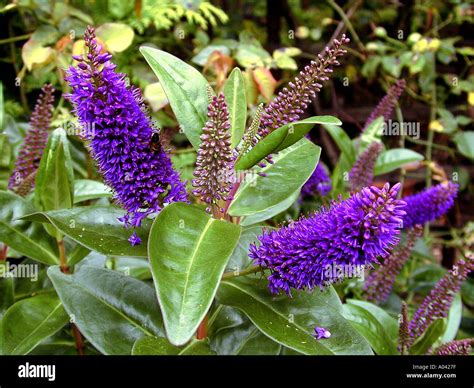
[48,265,165,355]
[0,294,68,355]
[73,179,112,204]
[230,139,319,216]
[374,148,424,176]
[0,191,58,265]
[224,68,247,148]
[148,202,241,346]
[140,46,209,149]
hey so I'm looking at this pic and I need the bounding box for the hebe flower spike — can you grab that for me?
[250,183,406,295]
[8,84,55,195]
[66,26,187,239]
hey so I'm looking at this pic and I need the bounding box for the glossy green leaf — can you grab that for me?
[0,294,68,355]
[360,116,384,149]
[454,131,474,160]
[224,68,247,148]
[229,139,319,217]
[140,46,209,149]
[410,319,446,355]
[48,265,165,355]
[105,257,151,280]
[21,207,150,257]
[236,116,340,170]
[217,278,373,355]
[226,226,263,271]
[0,133,12,191]
[240,189,299,226]
[35,128,75,240]
[148,202,241,346]
[374,148,424,175]
[323,124,356,165]
[73,179,112,204]
[132,337,214,355]
[440,293,462,343]
[346,299,399,340]
[341,303,398,355]
[210,307,281,355]
[0,277,14,319]
[0,191,58,265]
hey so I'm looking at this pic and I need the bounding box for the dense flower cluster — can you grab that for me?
[66,27,187,238]
[192,93,234,215]
[258,35,350,137]
[249,183,406,295]
[402,181,458,228]
[430,339,473,355]
[362,79,406,131]
[8,84,55,194]
[349,142,383,192]
[408,258,473,342]
[398,302,410,355]
[363,225,422,303]
[301,163,332,198]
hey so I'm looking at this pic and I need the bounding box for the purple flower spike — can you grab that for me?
[402,181,458,228]
[66,26,187,235]
[429,339,474,355]
[8,84,55,195]
[301,163,332,198]
[314,327,331,340]
[128,233,142,247]
[363,79,406,131]
[258,35,350,137]
[192,93,235,215]
[408,258,474,342]
[249,183,406,295]
[364,225,423,304]
[349,142,383,192]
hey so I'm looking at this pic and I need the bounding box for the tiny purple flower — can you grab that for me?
[314,327,331,340]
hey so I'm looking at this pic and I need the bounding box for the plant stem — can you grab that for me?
[56,239,85,355]
[221,265,262,280]
[196,315,208,340]
[396,105,406,198]
[327,0,365,52]
[0,33,31,45]
[0,244,8,261]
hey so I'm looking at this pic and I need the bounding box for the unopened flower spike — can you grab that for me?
[402,181,458,228]
[349,142,383,192]
[408,258,474,344]
[258,35,350,138]
[362,79,406,131]
[239,103,263,157]
[192,93,235,216]
[428,339,474,355]
[249,183,406,295]
[66,26,187,240]
[363,225,423,303]
[398,302,410,355]
[8,84,55,195]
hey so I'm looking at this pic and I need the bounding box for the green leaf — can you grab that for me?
[341,303,398,355]
[323,124,356,165]
[240,189,299,226]
[454,131,474,160]
[0,277,14,319]
[148,203,241,346]
[224,68,247,148]
[0,191,58,265]
[35,128,74,240]
[360,116,384,148]
[236,116,340,171]
[226,226,263,271]
[48,265,165,355]
[0,133,12,191]
[217,278,373,355]
[21,207,150,257]
[132,337,214,355]
[210,307,281,355]
[440,293,462,343]
[410,319,446,355]
[0,294,68,355]
[73,179,112,204]
[229,139,319,217]
[374,148,424,175]
[140,46,209,149]
[346,299,399,340]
